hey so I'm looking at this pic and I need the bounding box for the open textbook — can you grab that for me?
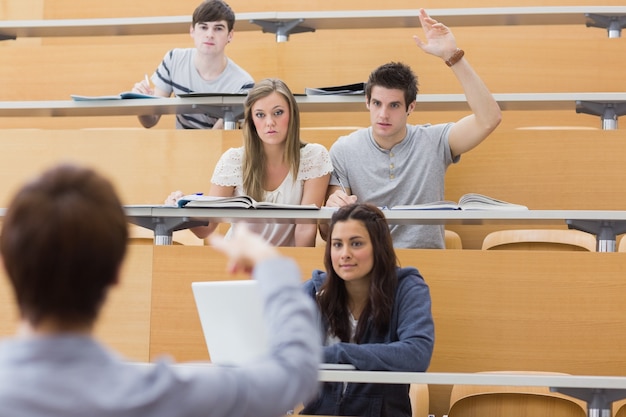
[388,193,529,211]
[176,194,319,210]
[70,92,159,101]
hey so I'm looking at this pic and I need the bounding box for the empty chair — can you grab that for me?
[481,229,596,251]
[613,399,626,416]
[445,229,463,249]
[447,371,587,417]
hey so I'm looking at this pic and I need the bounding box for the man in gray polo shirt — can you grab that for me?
[323,8,501,248]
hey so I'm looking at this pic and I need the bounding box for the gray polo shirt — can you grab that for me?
[329,123,456,248]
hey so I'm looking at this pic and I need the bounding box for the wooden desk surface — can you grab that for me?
[2,7,625,39]
[126,206,626,225]
[0,244,154,362]
[1,93,625,118]
[317,371,626,390]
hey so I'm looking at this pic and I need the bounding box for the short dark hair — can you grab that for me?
[0,164,128,327]
[192,0,236,32]
[365,62,419,111]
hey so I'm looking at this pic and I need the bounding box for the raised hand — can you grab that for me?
[412,8,458,60]
[210,224,279,274]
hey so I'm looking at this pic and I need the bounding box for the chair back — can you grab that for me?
[447,371,587,417]
[445,230,463,249]
[613,399,626,417]
[481,229,596,251]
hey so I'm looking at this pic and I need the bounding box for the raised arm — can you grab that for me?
[413,8,502,158]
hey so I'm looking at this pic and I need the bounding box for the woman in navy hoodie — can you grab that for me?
[301,203,434,417]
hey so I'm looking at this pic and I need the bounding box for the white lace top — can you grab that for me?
[211,143,333,246]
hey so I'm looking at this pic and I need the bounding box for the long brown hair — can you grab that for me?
[317,203,398,343]
[241,78,303,201]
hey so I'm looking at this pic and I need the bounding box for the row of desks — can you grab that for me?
[123,206,626,251]
[2,7,626,40]
[1,93,625,129]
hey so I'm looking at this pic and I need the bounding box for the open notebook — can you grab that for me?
[192,280,354,370]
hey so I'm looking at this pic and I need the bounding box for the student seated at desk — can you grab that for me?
[166,78,332,247]
[301,203,434,417]
[0,163,320,417]
[322,8,502,249]
[132,0,254,129]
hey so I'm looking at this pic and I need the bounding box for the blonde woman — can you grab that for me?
[167,78,332,246]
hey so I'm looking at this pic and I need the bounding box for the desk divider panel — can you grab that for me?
[0,129,222,206]
[0,244,154,362]
[94,245,154,361]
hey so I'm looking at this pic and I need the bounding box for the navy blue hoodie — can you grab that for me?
[301,266,434,417]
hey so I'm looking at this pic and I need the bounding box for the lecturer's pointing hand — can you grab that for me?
[210,224,280,274]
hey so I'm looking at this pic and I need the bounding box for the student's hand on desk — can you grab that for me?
[325,190,357,208]
[164,190,184,206]
[210,224,280,274]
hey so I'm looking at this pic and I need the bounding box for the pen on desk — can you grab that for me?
[144,74,151,88]
[333,171,347,195]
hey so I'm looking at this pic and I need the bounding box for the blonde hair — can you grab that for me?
[241,78,304,201]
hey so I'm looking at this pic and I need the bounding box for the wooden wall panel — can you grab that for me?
[149,246,327,362]
[0,0,43,19]
[0,244,154,362]
[94,245,153,361]
[444,128,626,248]
[3,26,619,100]
[0,129,223,206]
